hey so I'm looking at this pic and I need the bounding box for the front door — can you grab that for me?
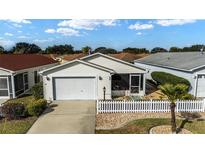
[130,74,140,94]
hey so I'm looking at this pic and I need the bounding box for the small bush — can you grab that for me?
[31,82,43,100]
[1,102,25,120]
[151,72,191,88]
[27,99,47,116]
[181,93,195,100]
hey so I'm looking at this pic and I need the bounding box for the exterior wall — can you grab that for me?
[135,62,195,95]
[43,63,112,101]
[14,63,58,90]
[85,56,145,74]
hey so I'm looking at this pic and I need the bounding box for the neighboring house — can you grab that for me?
[108,52,149,63]
[134,52,205,97]
[40,53,146,101]
[0,54,58,100]
[58,52,149,64]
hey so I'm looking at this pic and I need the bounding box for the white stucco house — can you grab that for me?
[0,54,58,100]
[40,53,146,100]
[135,52,205,97]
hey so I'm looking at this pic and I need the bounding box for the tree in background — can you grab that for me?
[169,47,183,52]
[159,84,189,133]
[11,42,42,54]
[82,46,91,54]
[0,46,4,54]
[182,44,204,52]
[93,47,117,54]
[122,47,149,54]
[151,47,168,53]
[45,44,74,54]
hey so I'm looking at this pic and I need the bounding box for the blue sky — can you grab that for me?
[0,19,204,50]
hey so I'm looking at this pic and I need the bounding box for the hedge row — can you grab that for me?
[151,71,191,88]
[1,99,47,120]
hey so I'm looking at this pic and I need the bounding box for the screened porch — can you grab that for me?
[111,73,145,97]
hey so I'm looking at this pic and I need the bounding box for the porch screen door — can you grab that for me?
[130,75,140,94]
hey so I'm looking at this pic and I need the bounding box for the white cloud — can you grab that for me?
[33,39,50,43]
[12,23,22,28]
[4,32,13,36]
[18,36,29,39]
[136,32,142,35]
[18,30,22,33]
[57,19,118,30]
[56,28,80,36]
[0,39,15,48]
[45,29,56,33]
[156,19,196,26]
[128,23,154,30]
[7,19,31,24]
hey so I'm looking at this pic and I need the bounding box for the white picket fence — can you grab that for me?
[96,99,205,114]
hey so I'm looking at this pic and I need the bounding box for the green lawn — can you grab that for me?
[0,95,37,134]
[0,116,37,134]
[96,118,205,134]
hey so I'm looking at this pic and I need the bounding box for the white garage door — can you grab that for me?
[197,74,205,97]
[54,77,96,100]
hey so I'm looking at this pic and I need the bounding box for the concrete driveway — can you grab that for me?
[27,100,96,134]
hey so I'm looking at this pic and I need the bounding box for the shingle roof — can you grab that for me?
[0,54,58,71]
[61,52,149,63]
[63,53,87,61]
[135,52,205,71]
[108,52,149,63]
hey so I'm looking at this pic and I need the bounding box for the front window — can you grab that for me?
[0,77,8,96]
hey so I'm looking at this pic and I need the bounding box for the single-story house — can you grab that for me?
[134,52,205,97]
[0,54,58,99]
[40,53,146,100]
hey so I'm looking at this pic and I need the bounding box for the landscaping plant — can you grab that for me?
[159,83,189,133]
[27,99,47,116]
[31,82,43,100]
[1,102,25,120]
[151,71,191,88]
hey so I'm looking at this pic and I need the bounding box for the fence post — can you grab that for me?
[176,99,178,113]
[96,100,99,114]
[203,99,205,112]
[123,100,126,113]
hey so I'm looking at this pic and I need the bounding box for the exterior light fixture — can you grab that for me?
[46,76,50,81]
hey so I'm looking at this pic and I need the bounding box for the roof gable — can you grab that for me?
[81,53,146,72]
[40,59,115,75]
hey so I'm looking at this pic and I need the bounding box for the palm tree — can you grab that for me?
[82,46,91,54]
[159,84,189,133]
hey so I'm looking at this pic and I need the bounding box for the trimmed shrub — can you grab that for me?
[27,99,47,116]
[31,82,43,100]
[1,102,25,120]
[181,93,195,100]
[151,72,191,88]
